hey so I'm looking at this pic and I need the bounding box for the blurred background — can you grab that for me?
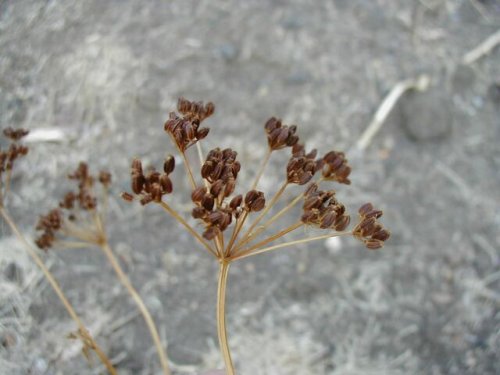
[1,1,499,374]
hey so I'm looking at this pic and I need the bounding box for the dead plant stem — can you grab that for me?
[159,201,217,257]
[251,149,272,190]
[235,182,288,251]
[0,206,117,375]
[217,260,235,375]
[233,221,303,258]
[181,151,197,190]
[233,231,351,261]
[99,241,171,375]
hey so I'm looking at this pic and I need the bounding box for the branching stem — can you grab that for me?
[0,206,117,375]
[232,231,351,261]
[235,182,288,250]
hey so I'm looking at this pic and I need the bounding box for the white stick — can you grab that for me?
[356,75,430,151]
[463,29,500,65]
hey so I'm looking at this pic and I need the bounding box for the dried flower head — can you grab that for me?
[0,127,30,205]
[286,143,322,185]
[191,147,266,240]
[164,98,214,152]
[35,163,112,250]
[321,150,351,184]
[264,117,300,151]
[352,203,390,249]
[301,183,350,231]
[123,157,176,205]
[3,127,29,142]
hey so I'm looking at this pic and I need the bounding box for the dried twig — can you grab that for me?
[356,75,430,151]
[463,28,500,65]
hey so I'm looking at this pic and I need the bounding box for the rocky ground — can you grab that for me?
[1,1,499,374]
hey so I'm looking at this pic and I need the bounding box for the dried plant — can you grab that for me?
[35,162,171,375]
[0,129,117,374]
[122,98,390,374]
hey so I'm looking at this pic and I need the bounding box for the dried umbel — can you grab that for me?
[125,156,176,205]
[301,183,350,231]
[0,127,30,206]
[164,97,213,152]
[353,203,390,249]
[34,162,172,374]
[35,163,111,250]
[264,117,299,151]
[123,97,390,375]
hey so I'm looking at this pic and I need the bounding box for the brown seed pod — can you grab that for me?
[163,155,175,174]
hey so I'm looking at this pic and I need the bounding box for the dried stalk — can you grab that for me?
[217,260,235,375]
[99,241,171,375]
[0,206,117,375]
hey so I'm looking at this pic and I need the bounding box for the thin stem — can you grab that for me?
[217,261,235,375]
[196,143,210,190]
[225,211,248,256]
[3,168,12,202]
[0,206,117,375]
[240,190,304,249]
[100,241,171,375]
[55,240,93,249]
[232,231,351,261]
[181,151,197,190]
[251,149,272,190]
[233,221,303,258]
[158,201,217,257]
[234,182,288,250]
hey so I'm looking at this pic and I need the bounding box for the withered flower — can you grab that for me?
[191,147,265,240]
[352,203,390,249]
[35,163,112,250]
[286,143,322,185]
[264,117,299,151]
[0,128,30,205]
[164,98,214,152]
[301,184,350,231]
[124,157,176,205]
[3,127,29,141]
[122,97,390,375]
[321,150,351,184]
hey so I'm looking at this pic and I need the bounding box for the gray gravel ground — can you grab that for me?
[1,1,500,374]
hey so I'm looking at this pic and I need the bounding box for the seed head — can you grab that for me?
[352,203,390,250]
[321,151,351,184]
[264,117,299,151]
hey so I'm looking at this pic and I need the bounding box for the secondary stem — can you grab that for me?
[233,231,351,261]
[233,221,303,258]
[181,151,197,190]
[100,241,171,375]
[234,182,288,250]
[159,201,217,257]
[217,260,235,375]
[251,149,272,190]
[0,206,117,375]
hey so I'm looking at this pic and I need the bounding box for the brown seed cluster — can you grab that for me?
[35,209,62,250]
[3,127,29,141]
[35,163,111,250]
[125,156,176,205]
[353,203,390,249]
[301,183,350,231]
[321,151,351,185]
[0,128,29,179]
[264,117,299,151]
[286,144,322,185]
[191,148,265,240]
[164,98,213,152]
